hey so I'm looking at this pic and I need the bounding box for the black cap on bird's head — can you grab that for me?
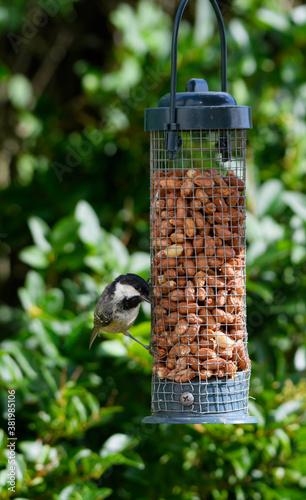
[115,273,151,303]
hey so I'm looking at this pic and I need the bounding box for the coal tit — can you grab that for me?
[89,273,153,353]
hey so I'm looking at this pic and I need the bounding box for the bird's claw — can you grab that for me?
[148,345,161,357]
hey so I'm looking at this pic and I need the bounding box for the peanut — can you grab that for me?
[194,176,215,189]
[170,230,185,244]
[186,168,201,178]
[195,188,210,204]
[225,170,245,191]
[194,271,206,287]
[213,331,235,349]
[180,178,193,197]
[170,288,185,302]
[198,348,217,360]
[160,178,182,189]
[201,357,226,370]
[169,218,184,228]
[203,202,216,215]
[178,301,199,315]
[153,364,168,379]
[199,369,214,380]
[182,240,194,257]
[197,287,206,302]
[185,281,196,301]
[175,368,197,383]
[189,355,200,371]
[183,259,196,277]
[186,218,196,237]
[164,245,184,257]
[213,308,235,324]
[214,225,232,240]
[169,345,190,357]
[177,197,188,218]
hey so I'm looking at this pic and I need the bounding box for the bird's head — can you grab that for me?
[114,273,151,307]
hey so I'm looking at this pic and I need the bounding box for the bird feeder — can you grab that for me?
[143,0,258,424]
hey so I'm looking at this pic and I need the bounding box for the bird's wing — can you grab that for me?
[90,308,113,349]
[93,303,112,328]
[94,312,112,328]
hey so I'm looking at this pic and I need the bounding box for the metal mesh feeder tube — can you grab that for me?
[143,0,258,425]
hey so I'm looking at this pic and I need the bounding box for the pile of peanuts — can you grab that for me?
[151,167,250,383]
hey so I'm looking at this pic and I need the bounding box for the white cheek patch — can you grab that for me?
[114,283,140,302]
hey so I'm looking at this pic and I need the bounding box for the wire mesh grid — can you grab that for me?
[150,129,251,414]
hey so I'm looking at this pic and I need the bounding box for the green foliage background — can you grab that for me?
[0,0,306,498]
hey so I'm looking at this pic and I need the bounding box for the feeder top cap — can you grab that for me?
[158,78,237,109]
[144,77,252,132]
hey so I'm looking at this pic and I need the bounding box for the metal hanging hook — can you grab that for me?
[166,0,228,160]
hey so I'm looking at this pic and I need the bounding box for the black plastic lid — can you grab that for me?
[145,78,252,131]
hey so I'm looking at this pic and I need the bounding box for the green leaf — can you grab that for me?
[1,341,37,379]
[99,340,127,357]
[50,216,80,251]
[249,245,289,267]
[107,234,129,270]
[19,246,49,269]
[84,255,106,274]
[25,270,46,305]
[30,319,61,360]
[247,240,267,264]
[294,346,306,371]
[291,5,306,25]
[282,191,306,221]
[225,445,252,480]
[129,252,150,276]
[129,321,151,339]
[257,180,284,217]
[8,74,34,109]
[28,216,51,252]
[100,433,136,458]
[246,280,273,302]
[44,288,64,315]
[260,216,284,243]
[273,400,302,422]
[0,429,6,451]
[0,353,23,383]
[18,440,43,462]
[256,8,290,32]
[70,395,88,423]
[246,211,262,242]
[275,428,291,458]
[75,200,101,245]
[18,287,33,310]
[57,486,75,500]
[248,401,265,427]
[57,486,112,500]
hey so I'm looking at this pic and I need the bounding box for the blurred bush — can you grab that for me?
[0,0,305,499]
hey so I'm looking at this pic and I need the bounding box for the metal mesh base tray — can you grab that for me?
[147,371,257,421]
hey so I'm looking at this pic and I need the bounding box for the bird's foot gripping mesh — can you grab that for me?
[149,129,252,418]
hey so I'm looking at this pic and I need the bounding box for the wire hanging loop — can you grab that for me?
[165,0,228,160]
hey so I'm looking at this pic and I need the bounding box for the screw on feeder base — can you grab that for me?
[180,392,194,407]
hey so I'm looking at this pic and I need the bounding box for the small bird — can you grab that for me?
[89,273,153,353]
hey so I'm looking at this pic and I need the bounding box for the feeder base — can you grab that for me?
[142,410,259,425]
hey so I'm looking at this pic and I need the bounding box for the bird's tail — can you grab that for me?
[89,327,100,349]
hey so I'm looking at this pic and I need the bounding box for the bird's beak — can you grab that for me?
[141,295,151,304]
[89,328,99,349]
